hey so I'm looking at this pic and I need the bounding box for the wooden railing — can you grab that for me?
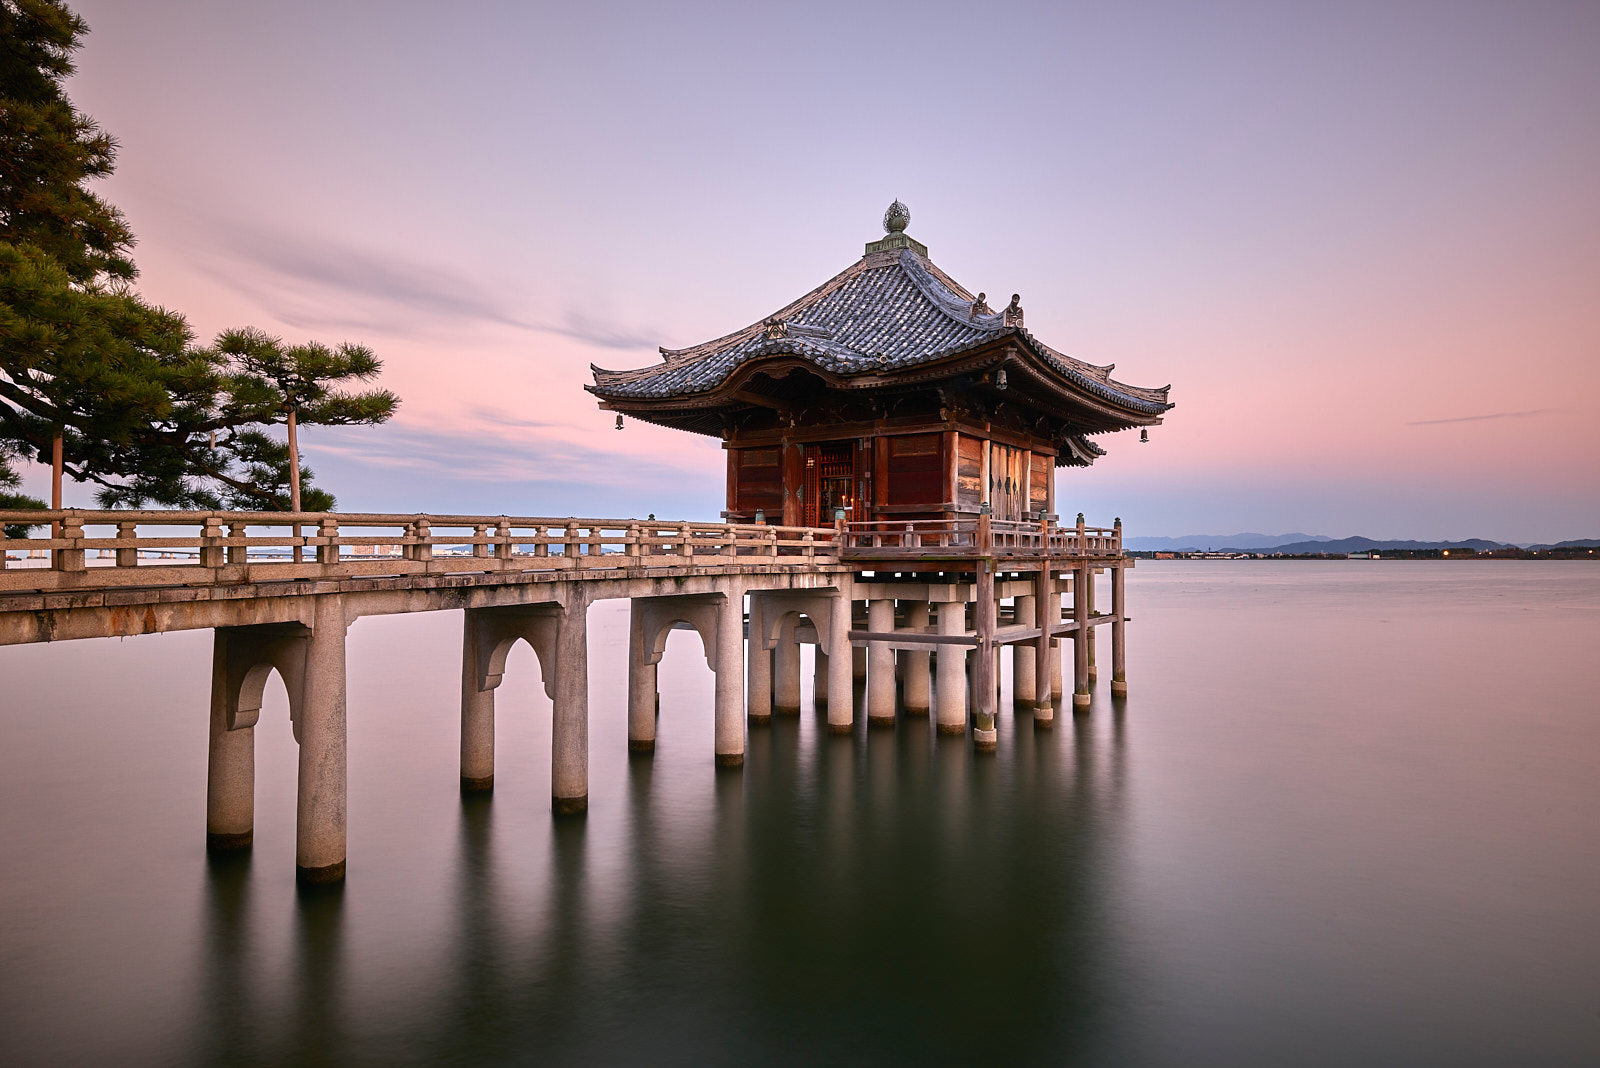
[841,514,1122,559]
[0,510,839,593]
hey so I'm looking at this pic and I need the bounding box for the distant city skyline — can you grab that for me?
[20,0,1598,542]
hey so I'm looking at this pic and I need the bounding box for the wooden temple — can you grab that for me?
[588,201,1172,529]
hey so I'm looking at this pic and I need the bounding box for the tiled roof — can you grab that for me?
[590,248,1172,416]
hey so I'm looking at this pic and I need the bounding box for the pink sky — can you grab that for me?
[26,0,1599,542]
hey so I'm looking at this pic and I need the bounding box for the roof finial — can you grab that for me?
[882,200,910,234]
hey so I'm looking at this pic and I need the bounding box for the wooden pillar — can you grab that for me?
[551,595,589,814]
[206,631,255,853]
[774,616,801,716]
[746,596,772,725]
[1073,564,1091,710]
[296,596,347,884]
[1112,564,1128,697]
[460,610,495,790]
[867,598,896,727]
[714,588,745,766]
[628,599,658,752]
[901,601,931,716]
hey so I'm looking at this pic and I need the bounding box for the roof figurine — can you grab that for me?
[588,202,1173,527]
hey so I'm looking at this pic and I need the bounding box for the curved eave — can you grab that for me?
[591,330,1171,428]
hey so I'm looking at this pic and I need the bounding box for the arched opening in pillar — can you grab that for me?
[652,623,719,757]
[480,635,556,797]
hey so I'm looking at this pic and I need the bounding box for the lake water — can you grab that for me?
[1,562,1597,1065]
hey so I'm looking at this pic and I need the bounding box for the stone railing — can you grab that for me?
[0,510,841,593]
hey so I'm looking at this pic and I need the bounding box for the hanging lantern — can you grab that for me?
[615,414,624,431]
[995,368,1008,390]
[1140,428,1149,443]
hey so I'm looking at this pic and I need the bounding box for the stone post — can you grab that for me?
[974,519,998,751]
[207,630,254,852]
[714,588,746,766]
[296,596,347,884]
[1111,563,1128,697]
[901,601,931,716]
[117,520,139,568]
[1034,567,1055,727]
[551,594,590,814]
[935,600,968,735]
[626,599,658,752]
[774,616,802,716]
[746,596,772,725]
[315,517,339,565]
[1013,593,1037,708]
[1051,585,1064,699]
[867,598,896,727]
[1073,564,1091,710]
[826,592,854,734]
[1087,568,1098,683]
[813,646,829,710]
[460,610,495,791]
[55,515,85,572]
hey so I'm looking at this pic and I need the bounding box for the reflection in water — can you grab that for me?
[358,698,1128,1063]
[10,565,1595,1064]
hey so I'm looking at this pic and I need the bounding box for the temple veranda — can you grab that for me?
[0,510,1129,885]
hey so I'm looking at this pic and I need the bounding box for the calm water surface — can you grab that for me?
[2,562,1597,1065]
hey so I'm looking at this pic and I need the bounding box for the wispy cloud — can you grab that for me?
[179,211,659,351]
[1407,409,1558,426]
[304,419,707,491]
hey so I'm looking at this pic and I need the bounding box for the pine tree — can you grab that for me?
[0,0,400,515]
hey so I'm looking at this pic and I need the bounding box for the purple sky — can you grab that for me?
[31,0,1600,541]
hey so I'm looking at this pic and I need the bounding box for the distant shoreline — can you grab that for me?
[1130,549,1597,561]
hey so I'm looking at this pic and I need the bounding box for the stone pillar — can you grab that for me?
[746,596,772,725]
[813,646,829,711]
[552,595,589,814]
[1087,569,1098,683]
[774,616,802,716]
[1111,564,1128,697]
[1051,585,1064,699]
[296,596,347,885]
[1033,568,1055,728]
[714,589,746,766]
[867,598,896,727]
[628,599,657,752]
[935,600,967,736]
[460,611,495,791]
[1012,594,1037,708]
[207,631,254,852]
[901,601,931,716]
[1073,565,1091,710]
[826,593,854,734]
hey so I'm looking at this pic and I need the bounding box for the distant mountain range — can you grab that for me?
[1125,533,1600,553]
[1122,533,1332,551]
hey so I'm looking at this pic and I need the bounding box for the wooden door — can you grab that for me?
[989,443,1025,520]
